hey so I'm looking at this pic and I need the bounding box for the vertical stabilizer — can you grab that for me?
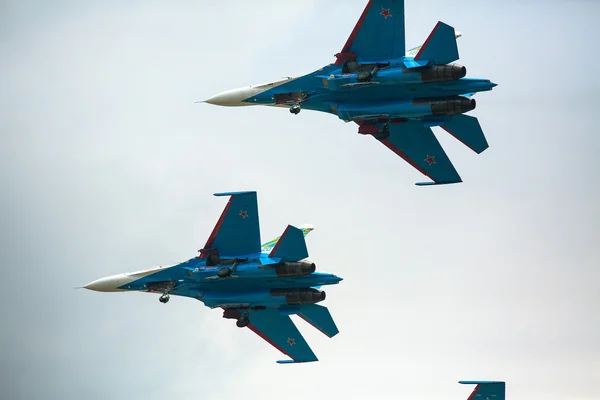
[414,21,459,65]
[269,225,309,261]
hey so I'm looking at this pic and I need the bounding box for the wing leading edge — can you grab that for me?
[336,0,406,63]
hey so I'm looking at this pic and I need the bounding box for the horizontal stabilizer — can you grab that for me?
[459,381,505,400]
[440,115,489,154]
[414,21,459,65]
[298,305,339,338]
[269,225,309,261]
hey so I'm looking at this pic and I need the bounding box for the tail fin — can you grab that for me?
[414,21,459,65]
[406,31,462,57]
[298,304,339,338]
[269,225,309,261]
[459,381,505,400]
[440,115,489,154]
[262,224,314,253]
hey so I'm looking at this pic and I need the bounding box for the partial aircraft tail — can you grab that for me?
[459,381,505,400]
[405,22,459,67]
[440,115,489,154]
[261,224,314,253]
[406,31,461,58]
[269,225,309,261]
[298,304,339,338]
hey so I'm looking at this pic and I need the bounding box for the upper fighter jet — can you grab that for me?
[84,191,342,363]
[205,0,497,185]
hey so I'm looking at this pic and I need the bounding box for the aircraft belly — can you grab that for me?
[202,289,278,308]
[337,100,431,120]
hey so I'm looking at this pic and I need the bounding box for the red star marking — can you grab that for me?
[425,155,436,165]
[239,210,248,219]
[380,8,392,19]
[287,337,296,346]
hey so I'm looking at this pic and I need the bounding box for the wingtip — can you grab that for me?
[415,180,462,186]
[213,190,257,197]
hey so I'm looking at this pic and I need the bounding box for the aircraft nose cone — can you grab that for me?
[84,275,123,292]
[204,87,252,106]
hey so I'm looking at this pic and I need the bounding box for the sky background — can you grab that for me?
[1,0,599,399]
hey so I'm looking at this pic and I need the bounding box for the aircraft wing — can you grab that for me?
[336,0,405,63]
[371,121,462,185]
[200,191,261,257]
[247,308,318,363]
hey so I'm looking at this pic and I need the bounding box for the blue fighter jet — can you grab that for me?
[84,191,342,363]
[205,0,497,185]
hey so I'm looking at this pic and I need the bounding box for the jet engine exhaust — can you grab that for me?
[275,262,316,277]
[415,96,476,116]
[420,64,466,83]
[271,288,326,305]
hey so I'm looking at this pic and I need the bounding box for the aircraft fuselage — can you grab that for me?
[206,62,496,123]
[84,254,342,309]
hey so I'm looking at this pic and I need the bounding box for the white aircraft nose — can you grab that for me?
[84,275,125,292]
[204,87,255,106]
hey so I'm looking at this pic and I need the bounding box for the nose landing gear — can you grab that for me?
[290,104,301,115]
[159,293,170,303]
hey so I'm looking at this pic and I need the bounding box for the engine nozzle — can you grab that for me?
[414,96,476,116]
[420,64,466,83]
[275,262,316,277]
[270,288,326,305]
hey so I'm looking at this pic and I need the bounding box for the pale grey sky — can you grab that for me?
[1,1,599,399]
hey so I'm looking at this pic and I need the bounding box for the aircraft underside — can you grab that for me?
[205,1,497,186]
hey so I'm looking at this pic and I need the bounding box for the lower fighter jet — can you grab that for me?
[84,191,342,363]
[204,0,497,185]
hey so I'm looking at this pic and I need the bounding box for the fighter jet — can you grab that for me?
[205,0,497,186]
[84,191,342,364]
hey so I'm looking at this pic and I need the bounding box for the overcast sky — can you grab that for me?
[1,1,599,399]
